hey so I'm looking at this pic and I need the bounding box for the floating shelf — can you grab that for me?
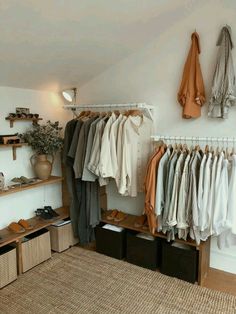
[0,143,28,160]
[0,176,63,197]
[5,117,43,128]
[0,207,69,249]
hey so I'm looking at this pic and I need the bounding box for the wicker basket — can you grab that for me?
[0,246,17,288]
[22,228,51,273]
[48,220,78,252]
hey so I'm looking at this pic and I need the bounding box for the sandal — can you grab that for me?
[18,219,33,230]
[114,211,127,222]
[134,215,147,228]
[106,209,118,220]
[8,222,25,233]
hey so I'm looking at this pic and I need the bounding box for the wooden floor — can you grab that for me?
[203,268,236,296]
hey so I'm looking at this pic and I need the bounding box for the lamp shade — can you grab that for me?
[62,89,75,102]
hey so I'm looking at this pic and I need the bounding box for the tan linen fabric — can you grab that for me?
[144,146,165,234]
[178,32,205,119]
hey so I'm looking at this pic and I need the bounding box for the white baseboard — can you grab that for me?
[210,249,236,274]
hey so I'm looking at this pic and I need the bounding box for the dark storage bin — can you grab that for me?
[126,231,161,270]
[95,223,126,260]
[161,241,198,283]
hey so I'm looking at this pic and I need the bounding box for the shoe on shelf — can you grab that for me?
[134,214,147,228]
[44,206,59,217]
[114,211,127,222]
[35,208,53,220]
[106,209,118,220]
[8,222,25,234]
[18,219,33,230]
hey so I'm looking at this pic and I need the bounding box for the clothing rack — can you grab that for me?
[63,103,155,120]
[151,135,236,145]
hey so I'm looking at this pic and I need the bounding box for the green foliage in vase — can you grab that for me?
[20,121,64,155]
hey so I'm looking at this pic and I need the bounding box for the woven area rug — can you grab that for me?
[0,247,236,314]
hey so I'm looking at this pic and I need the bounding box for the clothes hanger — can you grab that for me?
[128,109,143,117]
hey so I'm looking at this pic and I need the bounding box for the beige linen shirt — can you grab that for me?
[119,115,153,197]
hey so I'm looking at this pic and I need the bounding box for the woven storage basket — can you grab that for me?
[0,246,17,288]
[48,221,78,253]
[22,228,51,273]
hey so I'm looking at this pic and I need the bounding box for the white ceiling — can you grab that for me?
[0,0,187,91]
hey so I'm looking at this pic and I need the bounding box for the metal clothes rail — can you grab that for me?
[63,103,155,120]
[151,135,236,144]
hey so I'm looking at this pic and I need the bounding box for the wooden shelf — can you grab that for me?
[0,143,28,160]
[101,210,199,248]
[0,176,63,197]
[5,117,43,128]
[0,207,69,248]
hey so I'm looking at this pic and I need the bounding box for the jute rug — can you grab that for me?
[0,247,235,314]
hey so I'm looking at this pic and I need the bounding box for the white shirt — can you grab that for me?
[197,154,207,230]
[119,115,153,197]
[177,153,191,239]
[217,155,236,249]
[109,114,123,179]
[200,153,212,240]
[99,113,117,178]
[206,155,218,236]
[211,152,224,235]
[213,157,228,235]
[115,116,127,191]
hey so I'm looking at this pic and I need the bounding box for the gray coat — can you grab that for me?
[208,25,236,119]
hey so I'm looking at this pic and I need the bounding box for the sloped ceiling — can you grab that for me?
[0,0,187,91]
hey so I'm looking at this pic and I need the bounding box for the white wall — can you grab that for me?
[0,86,70,229]
[77,1,236,273]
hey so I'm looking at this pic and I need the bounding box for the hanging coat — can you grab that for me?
[178,32,205,119]
[208,26,236,119]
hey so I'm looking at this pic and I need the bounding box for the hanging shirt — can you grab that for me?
[208,26,236,119]
[213,156,228,235]
[155,148,171,231]
[167,152,186,227]
[188,151,202,244]
[109,114,123,179]
[211,152,224,235]
[119,115,153,197]
[217,155,236,249]
[116,115,127,192]
[162,152,178,234]
[87,118,106,176]
[197,153,207,231]
[177,153,191,239]
[200,152,212,240]
[178,32,205,119]
[144,146,165,234]
[99,113,117,178]
[74,117,96,179]
[206,154,218,237]
[82,117,102,182]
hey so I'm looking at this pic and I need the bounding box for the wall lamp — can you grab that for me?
[62,88,77,104]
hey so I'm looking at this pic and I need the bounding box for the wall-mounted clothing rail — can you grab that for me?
[151,135,236,144]
[63,103,155,120]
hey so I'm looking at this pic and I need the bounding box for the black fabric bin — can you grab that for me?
[160,241,198,283]
[126,231,161,270]
[95,223,126,260]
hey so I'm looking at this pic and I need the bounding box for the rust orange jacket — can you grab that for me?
[144,146,165,234]
[178,32,206,119]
